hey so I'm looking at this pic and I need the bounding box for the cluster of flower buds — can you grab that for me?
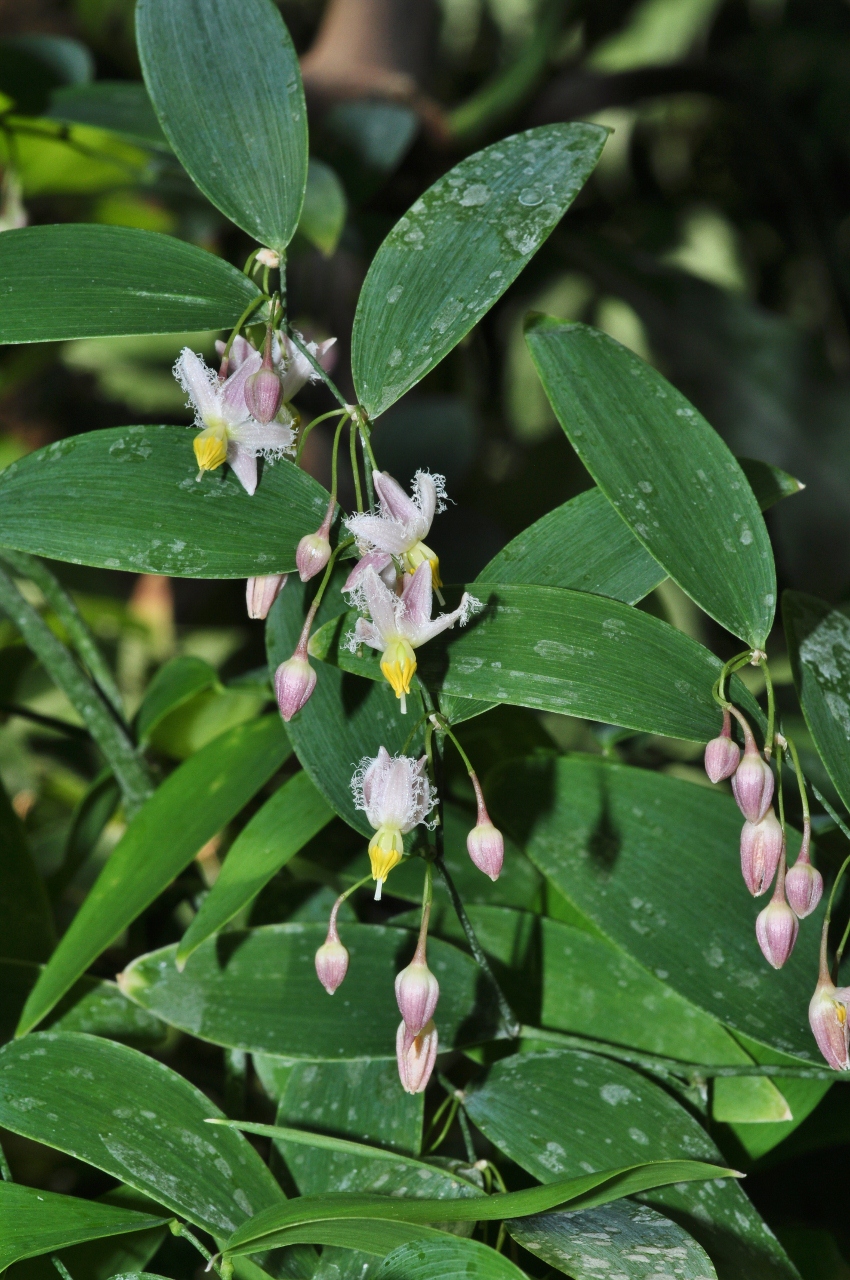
[395,932,440,1094]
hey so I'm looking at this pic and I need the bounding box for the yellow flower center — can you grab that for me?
[381,638,417,700]
[838,1002,847,1026]
[368,826,404,888]
[193,425,228,474]
[403,541,441,589]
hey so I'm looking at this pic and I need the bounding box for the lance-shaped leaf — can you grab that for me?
[352,123,608,419]
[136,655,219,742]
[137,0,308,251]
[16,716,290,1036]
[525,318,776,648]
[784,591,850,811]
[378,1238,527,1280]
[1,958,166,1044]
[0,225,262,344]
[47,80,170,149]
[0,772,55,963]
[0,1182,168,1271]
[0,427,332,577]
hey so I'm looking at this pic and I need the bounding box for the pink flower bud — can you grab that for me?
[246,573,287,620]
[274,641,316,721]
[245,326,282,424]
[740,807,783,896]
[809,973,850,1070]
[785,827,823,919]
[704,708,741,783]
[467,773,504,881]
[395,953,439,1035]
[396,1018,438,1094]
[296,497,335,583]
[755,859,798,969]
[730,715,773,822]
[315,908,349,994]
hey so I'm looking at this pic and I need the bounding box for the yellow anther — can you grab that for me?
[838,1002,847,1026]
[380,639,417,700]
[404,541,442,589]
[368,826,404,885]
[193,426,228,475]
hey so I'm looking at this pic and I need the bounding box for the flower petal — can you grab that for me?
[400,561,433,633]
[374,471,421,526]
[408,589,478,647]
[229,420,295,458]
[173,348,220,426]
[346,512,412,556]
[226,440,258,495]
[221,349,262,422]
[343,551,394,593]
[353,616,383,650]
[360,568,400,644]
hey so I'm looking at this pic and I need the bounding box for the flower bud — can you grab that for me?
[274,644,316,721]
[740,807,783,896]
[755,860,798,969]
[296,497,335,583]
[256,248,281,268]
[809,973,850,1070]
[246,573,287,620]
[245,366,283,424]
[730,716,773,822]
[467,774,504,881]
[704,708,741,783]
[315,911,349,994]
[395,953,439,1034]
[396,1019,438,1094]
[785,827,823,919]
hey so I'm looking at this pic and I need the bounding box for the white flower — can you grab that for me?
[344,471,446,596]
[173,348,295,496]
[215,330,337,402]
[349,561,480,713]
[351,746,436,897]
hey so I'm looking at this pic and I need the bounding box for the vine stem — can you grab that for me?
[286,328,348,409]
[295,408,347,464]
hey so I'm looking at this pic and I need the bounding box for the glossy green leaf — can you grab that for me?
[249,1220,450,1256]
[46,769,121,899]
[478,458,801,604]
[299,160,347,257]
[526,318,776,647]
[266,572,411,836]
[136,655,218,742]
[508,1202,717,1280]
[9,1187,167,1280]
[0,226,262,344]
[223,1160,735,1256]
[47,81,170,149]
[352,124,607,419]
[0,427,332,577]
[137,0,308,251]
[176,772,334,966]
[0,959,166,1045]
[119,923,501,1057]
[784,592,850,811]
[310,584,761,742]
[712,1075,792,1123]
[0,1182,168,1271]
[377,1237,526,1280]
[465,1050,797,1280]
[490,755,820,1062]
[16,716,290,1036]
[0,1032,287,1235]
[0,772,55,963]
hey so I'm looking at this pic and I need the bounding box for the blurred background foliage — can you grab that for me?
[3,0,850,1273]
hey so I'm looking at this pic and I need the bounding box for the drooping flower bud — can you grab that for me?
[730,713,774,822]
[246,573,288,620]
[245,326,282,425]
[467,773,504,881]
[755,857,798,969]
[395,947,439,1034]
[396,1018,438,1094]
[704,708,741,784]
[740,807,783,896]
[296,497,335,583]
[315,898,349,994]
[274,634,316,722]
[785,825,823,919]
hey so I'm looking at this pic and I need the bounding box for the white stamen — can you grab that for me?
[374,878,384,902]
[400,693,407,715]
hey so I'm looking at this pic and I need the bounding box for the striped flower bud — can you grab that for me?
[740,807,783,896]
[785,827,823,919]
[396,1019,438,1094]
[315,900,349,994]
[755,858,798,969]
[246,573,287,620]
[274,637,316,721]
[704,708,741,783]
[395,949,439,1035]
[730,714,773,822]
[809,972,850,1070]
[296,497,335,583]
[245,326,283,424]
[466,773,504,881]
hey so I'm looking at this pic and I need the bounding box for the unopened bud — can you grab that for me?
[730,715,773,822]
[704,708,741,783]
[809,973,850,1070]
[274,643,316,721]
[467,773,504,881]
[740,807,783,896]
[395,953,439,1034]
[296,497,335,583]
[246,573,287,620]
[315,906,349,994]
[245,366,283,424]
[785,826,823,919]
[396,1018,438,1094]
[755,859,798,969]
[256,248,281,268]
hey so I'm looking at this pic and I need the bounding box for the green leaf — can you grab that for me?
[784,592,850,811]
[223,1160,736,1256]
[0,1182,168,1271]
[464,1050,797,1280]
[10,1186,168,1280]
[490,755,820,1062]
[119,923,501,1057]
[176,772,334,967]
[136,655,218,742]
[136,0,308,251]
[0,772,55,963]
[0,1032,287,1235]
[0,427,332,577]
[249,1220,451,1257]
[265,572,411,836]
[46,769,121,900]
[506,1201,717,1280]
[47,81,170,149]
[311,584,761,742]
[377,1237,527,1280]
[0,226,262,344]
[712,1075,792,1123]
[525,318,776,647]
[16,715,290,1036]
[299,160,347,257]
[351,124,608,419]
[0,958,166,1045]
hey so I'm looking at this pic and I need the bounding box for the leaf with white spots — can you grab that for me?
[784,592,850,811]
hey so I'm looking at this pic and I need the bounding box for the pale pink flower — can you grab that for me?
[344,471,446,597]
[740,808,783,897]
[467,773,504,881]
[246,574,287,620]
[704,708,741,783]
[755,857,798,969]
[351,747,436,898]
[396,1018,438,1093]
[315,897,349,994]
[216,331,336,402]
[785,826,824,919]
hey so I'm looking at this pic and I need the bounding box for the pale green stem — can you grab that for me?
[349,422,364,512]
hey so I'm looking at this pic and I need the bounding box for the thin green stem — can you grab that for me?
[0,1139,11,1181]
[330,414,350,500]
[426,1097,459,1154]
[286,328,348,409]
[169,1223,225,1279]
[835,914,850,973]
[51,1258,74,1280]
[758,656,775,759]
[222,295,269,361]
[713,649,754,707]
[0,702,90,739]
[776,743,785,832]
[430,714,475,775]
[242,248,260,277]
[349,423,364,512]
[457,1105,477,1165]
[295,408,347,464]
[785,735,811,826]
[810,783,850,843]
[311,535,354,617]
